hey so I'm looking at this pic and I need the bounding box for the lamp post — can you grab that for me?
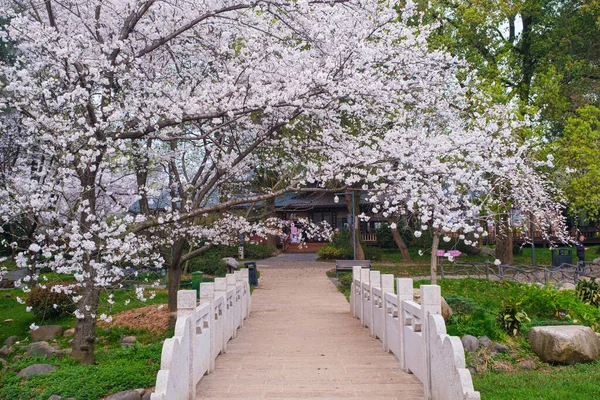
[334,191,356,260]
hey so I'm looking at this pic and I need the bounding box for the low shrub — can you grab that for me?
[317,230,382,260]
[244,243,277,259]
[497,297,530,336]
[26,284,76,320]
[575,278,600,307]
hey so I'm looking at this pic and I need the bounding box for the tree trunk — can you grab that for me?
[71,285,100,365]
[496,213,514,264]
[346,191,365,260]
[430,231,440,284]
[390,222,411,261]
[168,239,186,316]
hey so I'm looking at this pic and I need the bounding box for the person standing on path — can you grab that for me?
[576,235,588,268]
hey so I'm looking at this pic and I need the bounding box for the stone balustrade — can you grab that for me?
[351,266,480,400]
[151,269,251,400]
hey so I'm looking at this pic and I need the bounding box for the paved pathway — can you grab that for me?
[196,255,424,399]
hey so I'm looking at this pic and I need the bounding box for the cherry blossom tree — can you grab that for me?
[0,0,567,365]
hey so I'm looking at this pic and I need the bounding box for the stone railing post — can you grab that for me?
[200,282,215,373]
[360,268,370,326]
[381,274,394,351]
[396,278,412,371]
[369,270,381,337]
[351,266,362,318]
[235,270,244,328]
[421,285,441,400]
[214,277,227,354]
[241,268,251,318]
[177,290,197,399]
[226,273,237,339]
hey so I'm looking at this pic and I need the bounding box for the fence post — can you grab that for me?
[351,266,362,318]
[235,271,244,328]
[360,268,370,326]
[200,282,215,373]
[226,273,237,339]
[420,285,441,400]
[177,290,197,400]
[241,268,251,319]
[369,270,381,337]
[396,278,413,371]
[381,274,394,352]
[214,277,227,354]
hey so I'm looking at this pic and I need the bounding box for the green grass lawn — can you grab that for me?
[473,361,600,399]
[328,269,600,399]
[0,287,168,344]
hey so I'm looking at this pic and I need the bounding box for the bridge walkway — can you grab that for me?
[195,255,424,399]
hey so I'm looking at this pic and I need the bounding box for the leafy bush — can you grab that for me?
[26,284,76,320]
[317,230,381,260]
[521,284,563,319]
[576,278,600,307]
[497,298,530,336]
[445,294,481,317]
[244,243,276,259]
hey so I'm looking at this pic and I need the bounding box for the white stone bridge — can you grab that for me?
[150,255,480,400]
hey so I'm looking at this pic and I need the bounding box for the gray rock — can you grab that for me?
[0,357,7,367]
[441,297,453,321]
[48,396,62,400]
[461,335,479,352]
[221,257,239,270]
[30,325,64,342]
[518,360,537,370]
[0,345,11,356]
[528,325,600,365]
[121,336,137,347]
[105,389,142,400]
[16,364,57,378]
[63,328,75,337]
[142,392,152,400]
[26,341,57,358]
[478,336,492,347]
[494,343,510,353]
[5,335,18,346]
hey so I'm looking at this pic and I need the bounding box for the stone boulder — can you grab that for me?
[5,335,18,346]
[461,335,479,352]
[0,345,12,356]
[121,336,137,347]
[63,328,75,337]
[412,288,453,321]
[26,341,58,358]
[478,336,492,347]
[105,389,143,400]
[30,325,64,342]
[528,325,600,365]
[16,364,57,378]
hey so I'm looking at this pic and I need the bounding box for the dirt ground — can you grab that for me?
[100,304,170,334]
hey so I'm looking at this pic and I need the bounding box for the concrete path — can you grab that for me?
[196,256,424,399]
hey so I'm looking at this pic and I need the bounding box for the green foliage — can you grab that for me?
[375,223,396,248]
[0,343,162,399]
[553,106,600,220]
[445,294,505,340]
[497,298,530,336]
[244,243,277,259]
[188,244,275,276]
[26,285,76,320]
[473,359,600,400]
[575,277,600,307]
[521,284,562,319]
[317,230,382,261]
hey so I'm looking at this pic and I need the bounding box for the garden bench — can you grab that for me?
[335,260,371,278]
